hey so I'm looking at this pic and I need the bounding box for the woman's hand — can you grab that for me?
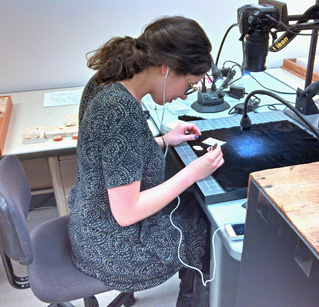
[186,145,224,182]
[164,123,201,147]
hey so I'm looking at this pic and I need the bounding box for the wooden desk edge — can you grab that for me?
[249,162,319,257]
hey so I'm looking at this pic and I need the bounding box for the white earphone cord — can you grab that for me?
[169,196,224,287]
[161,68,169,157]
[161,68,221,286]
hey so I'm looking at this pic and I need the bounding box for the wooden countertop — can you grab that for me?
[249,162,319,257]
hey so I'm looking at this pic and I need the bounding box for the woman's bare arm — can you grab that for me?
[108,146,224,226]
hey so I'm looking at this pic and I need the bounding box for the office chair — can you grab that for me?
[0,155,135,307]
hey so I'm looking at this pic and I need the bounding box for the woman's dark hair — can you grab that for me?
[87,16,213,84]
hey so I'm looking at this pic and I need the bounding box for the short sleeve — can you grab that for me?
[95,91,150,189]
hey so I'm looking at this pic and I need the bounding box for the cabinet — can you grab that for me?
[236,163,319,307]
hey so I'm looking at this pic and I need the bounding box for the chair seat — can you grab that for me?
[28,215,111,303]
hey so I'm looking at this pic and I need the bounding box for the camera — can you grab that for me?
[237,4,279,72]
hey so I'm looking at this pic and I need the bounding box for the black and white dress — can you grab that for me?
[68,77,209,292]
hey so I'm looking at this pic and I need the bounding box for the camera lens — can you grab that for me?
[243,30,269,72]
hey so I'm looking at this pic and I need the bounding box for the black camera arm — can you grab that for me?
[268,3,319,52]
[238,1,319,73]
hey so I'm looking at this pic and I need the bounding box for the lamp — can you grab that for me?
[240,90,319,140]
[191,64,230,113]
[211,64,223,83]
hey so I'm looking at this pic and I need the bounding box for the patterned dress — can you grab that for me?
[68,76,209,292]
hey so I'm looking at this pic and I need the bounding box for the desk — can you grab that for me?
[2,87,83,159]
[2,86,83,215]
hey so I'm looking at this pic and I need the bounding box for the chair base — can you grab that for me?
[107,292,136,307]
[84,296,99,307]
[48,302,75,307]
[46,292,135,307]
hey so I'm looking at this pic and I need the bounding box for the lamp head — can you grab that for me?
[240,114,252,131]
[211,64,223,82]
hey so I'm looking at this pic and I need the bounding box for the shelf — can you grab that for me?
[0,96,13,156]
[282,58,319,82]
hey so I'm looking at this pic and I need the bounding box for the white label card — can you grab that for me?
[202,137,226,146]
[44,89,83,107]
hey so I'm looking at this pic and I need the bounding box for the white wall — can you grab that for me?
[0,0,317,93]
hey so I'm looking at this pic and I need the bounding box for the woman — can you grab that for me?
[68,16,224,306]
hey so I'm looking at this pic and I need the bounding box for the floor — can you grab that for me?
[0,194,180,307]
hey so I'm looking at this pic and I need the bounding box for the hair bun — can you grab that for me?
[134,38,141,49]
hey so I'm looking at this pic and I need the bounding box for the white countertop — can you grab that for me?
[2,86,159,158]
[266,67,307,90]
[2,86,83,157]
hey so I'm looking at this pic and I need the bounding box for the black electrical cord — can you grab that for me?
[215,23,238,66]
[220,60,296,95]
[257,102,293,111]
[227,77,243,87]
[241,90,319,139]
[222,60,242,69]
[249,74,296,95]
[221,63,243,89]
[266,11,319,37]
[220,69,236,90]
[265,5,319,36]
[205,74,213,83]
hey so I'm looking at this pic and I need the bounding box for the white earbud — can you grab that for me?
[165,67,170,79]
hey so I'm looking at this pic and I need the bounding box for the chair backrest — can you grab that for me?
[0,155,33,265]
